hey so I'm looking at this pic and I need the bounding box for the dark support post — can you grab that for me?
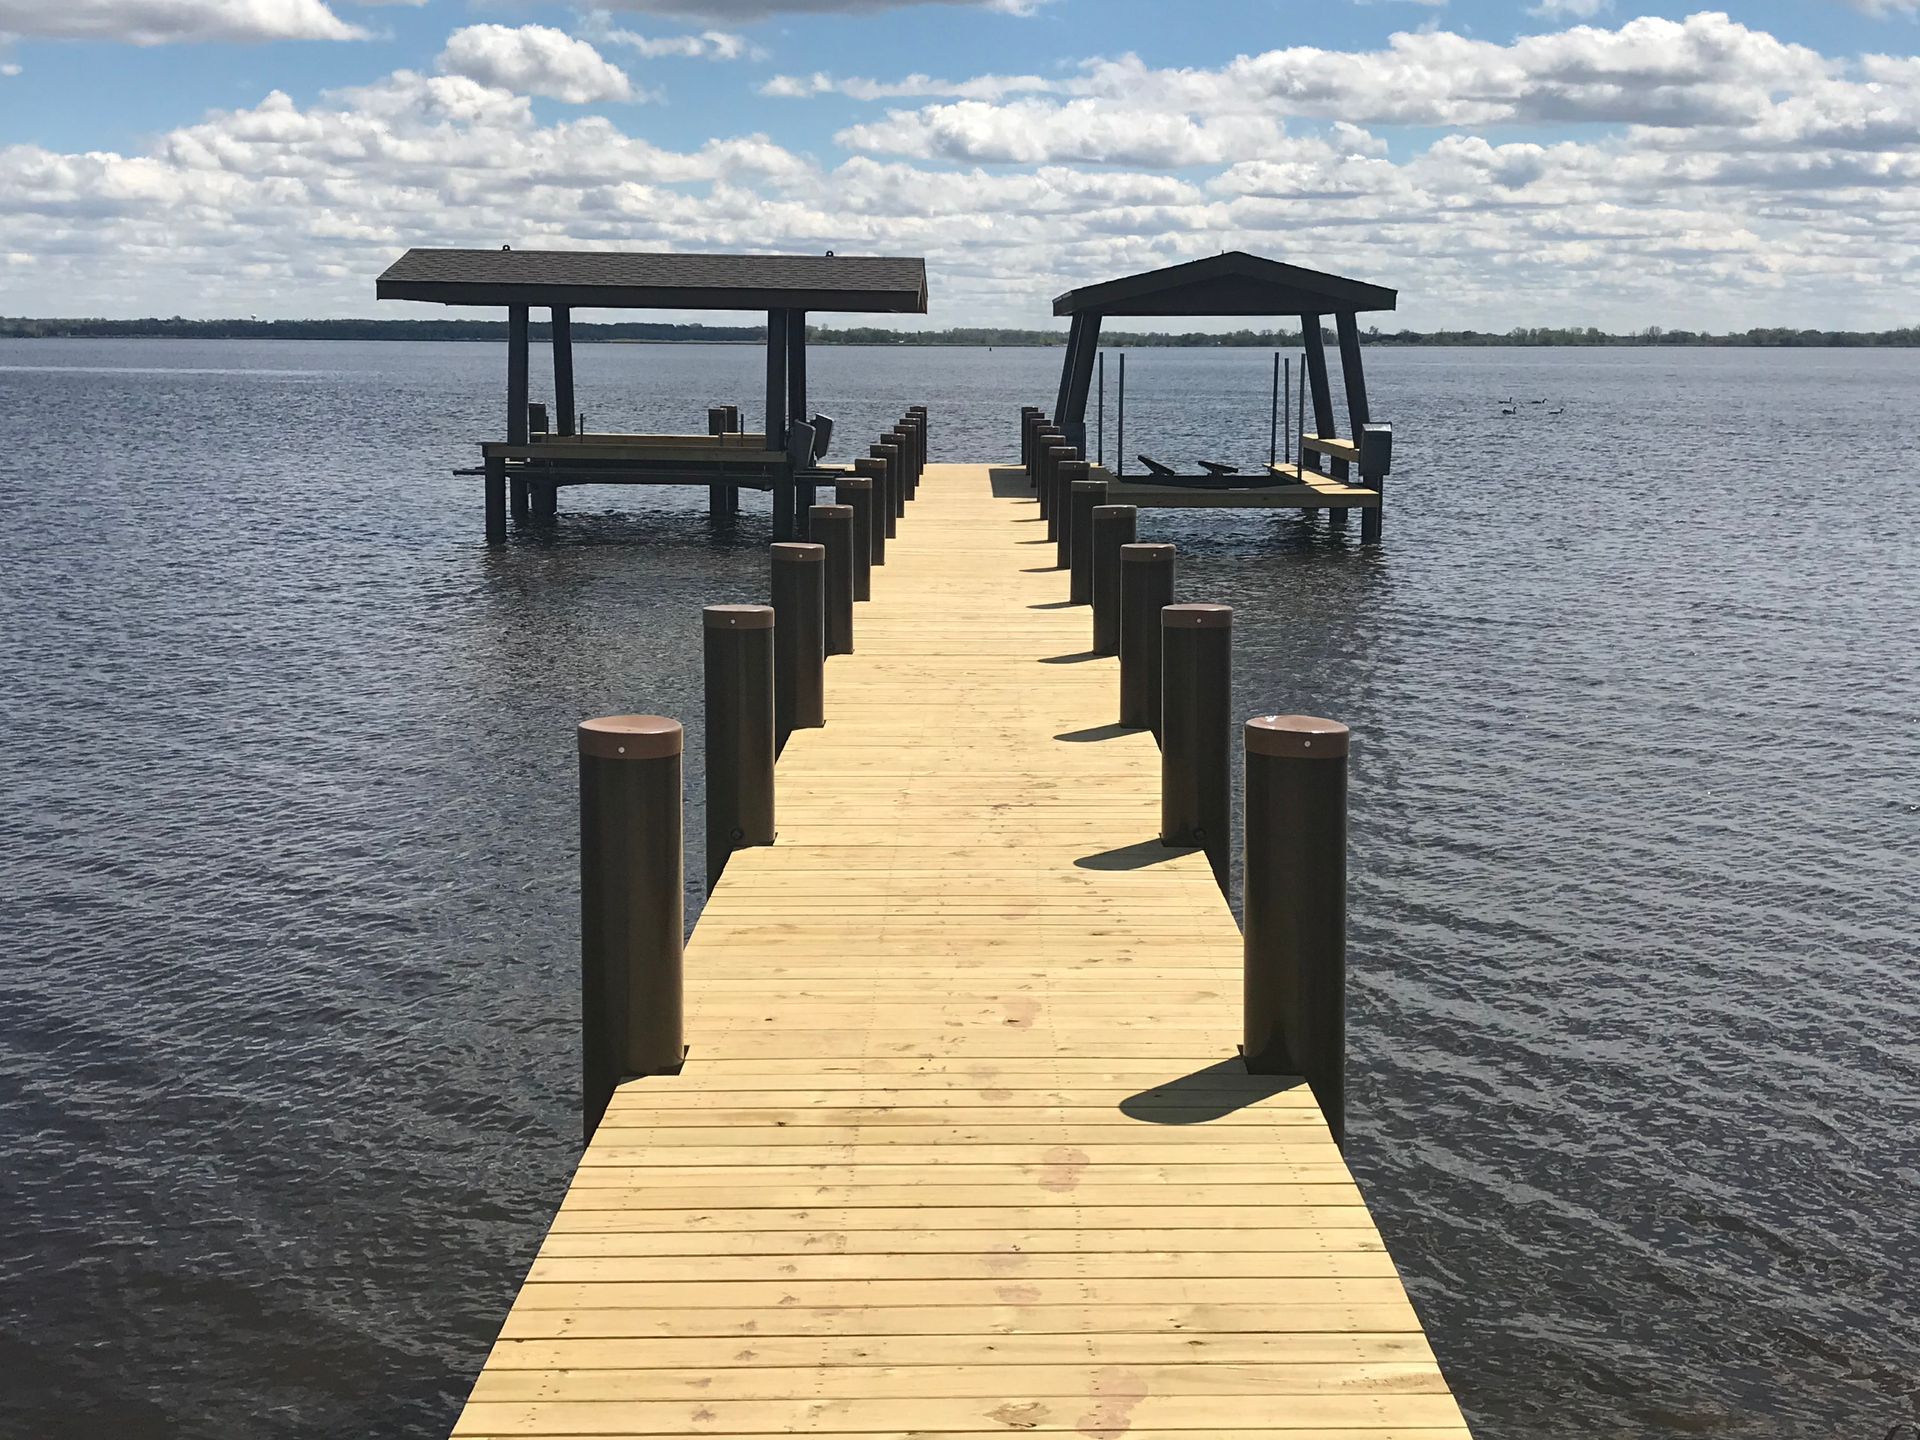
[1062,314,1102,453]
[1302,315,1343,482]
[786,309,807,429]
[1055,460,1089,571]
[901,417,925,497]
[578,714,684,1143]
[552,306,576,436]
[1119,543,1175,734]
[534,480,557,519]
[771,543,825,750]
[1161,605,1232,885]
[707,406,736,524]
[853,457,886,568]
[837,471,877,600]
[703,604,776,889]
[1269,351,1280,468]
[909,405,928,466]
[872,441,901,535]
[1339,312,1378,544]
[1243,714,1349,1147]
[1090,504,1136,656]
[507,304,530,446]
[1020,405,1039,469]
[810,504,855,657]
[1097,353,1105,467]
[764,310,789,456]
[1035,431,1064,521]
[1116,352,1126,478]
[511,474,530,523]
[484,455,507,544]
[1296,358,1306,471]
[1068,475,1105,601]
[889,426,914,507]
[1055,314,1086,423]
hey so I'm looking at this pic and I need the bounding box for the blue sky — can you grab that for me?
[1,0,1916,328]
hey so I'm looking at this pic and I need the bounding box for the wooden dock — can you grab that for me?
[453,463,1469,1439]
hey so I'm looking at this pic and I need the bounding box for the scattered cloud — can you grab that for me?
[584,0,1039,19]
[437,24,637,104]
[596,25,762,60]
[1528,0,1611,18]
[1837,0,1919,15]
[0,0,366,44]
[0,11,1915,330]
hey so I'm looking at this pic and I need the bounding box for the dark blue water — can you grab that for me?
[1,339,1915,1439]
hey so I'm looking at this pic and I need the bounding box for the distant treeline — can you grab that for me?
[3,316,1916,347]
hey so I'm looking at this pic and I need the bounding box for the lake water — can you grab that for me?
[1,339,1915,1439]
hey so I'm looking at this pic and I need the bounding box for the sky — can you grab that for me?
[0,0,1916,330]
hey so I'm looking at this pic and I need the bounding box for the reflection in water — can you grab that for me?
[0,339,1915,1440]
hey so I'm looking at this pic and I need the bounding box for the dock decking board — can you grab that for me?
[452,463,1466,1439]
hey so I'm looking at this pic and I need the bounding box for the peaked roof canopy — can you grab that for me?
[1053,251,1396,318]
[377,249,929,314]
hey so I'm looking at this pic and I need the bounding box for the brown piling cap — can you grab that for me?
[579,714,682,760]
[704,603,774,630]
[1163,603,1231,629]
[837,474,874,490]
[1246,714,1350,758]
[1070,478,1105,493]
[1121,542,1176,563]
[872,444,899,458]
[1093,504,1138,519]
[771,542,824,563]
[809,502,853,519]
[853,457,884,474]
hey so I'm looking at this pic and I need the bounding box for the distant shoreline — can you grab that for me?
[2,318,1916,348]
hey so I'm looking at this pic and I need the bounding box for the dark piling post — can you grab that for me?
[484,455,507,544]
[837,471,877,600]
[810,504,855,657]
[707,405,736,524]
[1054,460,1089,570]
[852,457,886,568]
[1243,714,1349,1146]
[1041,441,1071,534]
[871,441,901,537]
[903,416,926,496]
[704,605,776,889]
[1119,543,1175,734]
[1161,605,1232,885]
[1035,429,1064,517]
[771,543,826,750]
[909,405,928,465]
[1020,406,1039,469]
[1090,504,1136,656]
[578,714,685,1143]
[889,426,916,506]
[1068,476,1106,603]
[552,306,576,437]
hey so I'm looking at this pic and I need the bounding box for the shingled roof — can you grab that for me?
[376,249,929,314]
[1054,251,1395,318]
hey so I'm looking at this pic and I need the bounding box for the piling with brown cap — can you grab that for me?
[809,504,855,656]
[770,544,826,748]
[1242,713,1350,1146]
[1068,475,1107,601]
[1090,504,1136,655]
[703,604,776,889]
[578,714,685,1141]
[1118,543,1175,733]
[1160,605,1232,884]
[871,441,902,535]
[837,471,877,598]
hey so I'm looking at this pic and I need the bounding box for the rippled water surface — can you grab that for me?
[1,339,1915,1439]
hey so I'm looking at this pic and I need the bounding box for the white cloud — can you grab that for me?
[597,25,761,60]
[437,24,637,104]
[1528,0,1611,17]
[0,0,365,43]
[764,69,1054,100]
[0,12,1916,332]
[1839,0,1919,15]
[1,61,19,75]
[587,0,1038,18]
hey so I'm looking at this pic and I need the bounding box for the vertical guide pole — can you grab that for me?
[707,406,732,525]
[1286,358,1293,471]
[704,605,776,889]
[1116,352,1126,479]
[809,504,855,657]
[1089,504,1137,656]
[1269,351,1279,469]
[1160,605,1232,886]
[507,304,530,525]
[579,715,685,1143]
[770,543,826,751]
[1097,352,1105,468]
[1243,714,1349,1147]
[552,306,576,436]
[1118,543,1175,735]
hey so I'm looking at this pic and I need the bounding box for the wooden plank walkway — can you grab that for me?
[453,463,1470,1440]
